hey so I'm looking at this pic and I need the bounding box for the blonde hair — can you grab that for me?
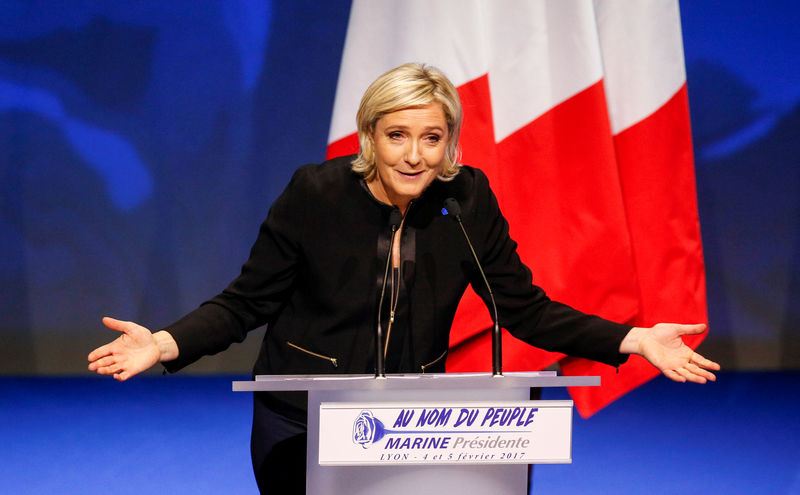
[352,63,462,181]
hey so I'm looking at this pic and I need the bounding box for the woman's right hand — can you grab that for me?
[87,317,179,381]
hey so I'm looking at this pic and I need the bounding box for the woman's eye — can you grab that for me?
[389,132,403,140]
[427,135,441,143]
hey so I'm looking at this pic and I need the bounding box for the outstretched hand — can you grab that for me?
[87,317,177,381]
[622,323,720,383]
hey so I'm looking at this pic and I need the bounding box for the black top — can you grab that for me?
[163,155,631,412]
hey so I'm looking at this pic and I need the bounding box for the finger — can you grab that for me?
[102,316,133,335]
[663,369,686,383]
[88,343,114,362]
[88,355,116,371]
[686,363,717,382]
[676,366,707,384]
[95,353,125,373]
[689,351,721,371]
[114,371,129,381]
[676,324,707,336]
[96,364,122,376]
[87,345,111,362]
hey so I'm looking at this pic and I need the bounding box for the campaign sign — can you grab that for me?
[318,400,573,465]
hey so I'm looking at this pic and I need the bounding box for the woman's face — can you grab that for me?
[369,103,449,212]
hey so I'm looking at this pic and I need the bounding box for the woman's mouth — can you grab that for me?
[397,170,424,178]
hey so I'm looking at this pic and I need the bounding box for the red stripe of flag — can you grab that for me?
[563,84,708,417]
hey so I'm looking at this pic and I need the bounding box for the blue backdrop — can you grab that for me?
[0,1,797,374]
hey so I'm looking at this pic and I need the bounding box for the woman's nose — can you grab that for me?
[405,141,421,165]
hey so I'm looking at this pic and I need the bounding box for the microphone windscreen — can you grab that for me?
[443,197,462,218]
[389,207,403,229]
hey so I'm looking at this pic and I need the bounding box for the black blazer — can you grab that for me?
[164,155,630,379]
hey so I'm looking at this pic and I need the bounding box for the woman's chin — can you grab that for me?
[392,184,427,202]
[393,174,436,197]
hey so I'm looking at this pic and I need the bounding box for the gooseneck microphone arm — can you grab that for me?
[376,207,403,378]
[443,198,502,376]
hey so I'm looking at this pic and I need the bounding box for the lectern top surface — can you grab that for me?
[232,371,600,392]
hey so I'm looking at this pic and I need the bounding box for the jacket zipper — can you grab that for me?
[383,201,411,358]
[420,350,447,373]
[286,341,338,368]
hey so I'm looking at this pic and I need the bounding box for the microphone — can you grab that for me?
[376,207,403,378]
[442,198,502,376]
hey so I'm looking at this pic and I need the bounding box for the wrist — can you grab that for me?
[619,326,646,355]
[153,330,179,362]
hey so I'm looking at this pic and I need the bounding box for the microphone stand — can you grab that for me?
[444,198,502,376]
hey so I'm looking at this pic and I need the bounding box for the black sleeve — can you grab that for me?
[467,169,631,367]
[163,166,309,372]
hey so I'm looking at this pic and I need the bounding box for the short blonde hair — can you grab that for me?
[352,63,462,181]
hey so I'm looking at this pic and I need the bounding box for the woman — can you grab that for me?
[88,63,719,493]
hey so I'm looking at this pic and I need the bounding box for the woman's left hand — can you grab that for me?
[620,323,720,383]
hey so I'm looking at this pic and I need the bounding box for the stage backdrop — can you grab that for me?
[1,0,798,391]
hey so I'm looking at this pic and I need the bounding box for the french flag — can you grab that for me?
[327,0,707,417]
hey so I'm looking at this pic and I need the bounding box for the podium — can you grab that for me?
[234,372,599,494]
